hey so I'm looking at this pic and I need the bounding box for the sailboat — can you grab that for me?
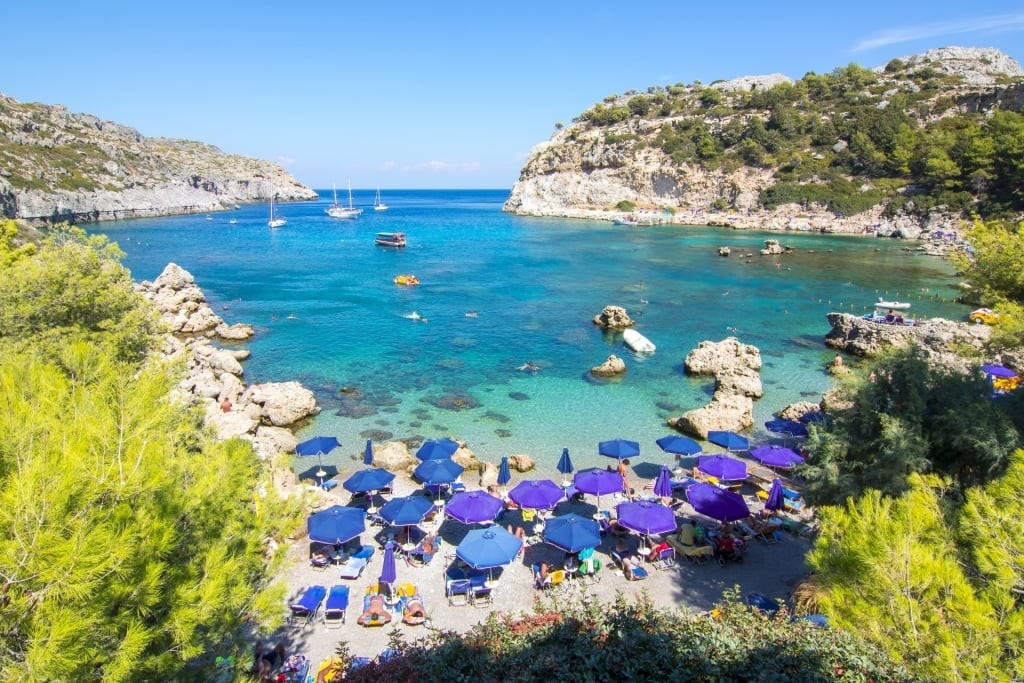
[374,186,389,212]
[326,181,362,218]
[267,190,286,228]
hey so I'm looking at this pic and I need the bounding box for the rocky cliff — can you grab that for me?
[504,47,1024,234]
[0,93,318,222]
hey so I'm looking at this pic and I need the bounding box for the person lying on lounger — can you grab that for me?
[356,595,392,626]
[403,594,427,625]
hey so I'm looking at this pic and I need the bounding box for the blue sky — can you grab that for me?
[4,2,1023,189]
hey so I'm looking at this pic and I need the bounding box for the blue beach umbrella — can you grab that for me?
[697,454,748,481]
[981,364,1018,378]
[497,456,512,487]
[656,434,702,456]
[307,505,366,545]
[764,478,786,512]
[556,448,574,476]
[653,465,674,499]
[296,435,342,481]
[706,430,749,452]
[765,419,809,438]
[413,458,465,485]
[686,483,749,522]
[379,495,434,527]
[456,526,523,570]
[750,445,806,469]
[380,542,397,586]
[543,513,602,554]
[508,479,566,511]
[343,467,396,494]
[598,438,640,460]
[615,500,677,536]
[416,438,460,461]
[446,490,504,525]
[363,439,374,466]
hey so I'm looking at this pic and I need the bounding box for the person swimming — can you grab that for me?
[403,311,422,320]
[465,310,478,317]
[517,361,539,372]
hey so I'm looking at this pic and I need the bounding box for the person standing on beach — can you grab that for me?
[617,459,632,501]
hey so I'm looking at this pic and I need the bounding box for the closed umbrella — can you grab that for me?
[598,438,640,460]
[380,541,397,586]
[556,448,574,486]
[764,478,785,512]
[508,479,566,511]
[446,490,503,525]
[653,465,674,499]
[615,500,677,536]
[697,454,748,481]
[379,495,434,527]
[307,505,366,545]
[707,431,748,452]
[456,527,523,570]
[543,513,602,553]
[573,468,625,512]
[656,434,702,456]
[416,438,460,461]
[686,483,749,522]
[363,439,374,466]
[750,445,806,469]
[497,456,512,487]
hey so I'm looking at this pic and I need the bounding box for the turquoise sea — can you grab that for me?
[91,189,970,478]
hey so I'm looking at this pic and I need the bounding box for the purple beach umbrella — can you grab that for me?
[446,490,504,525]
[380,541,397,585]
[686,483,750,522]
[697,454,748,481]
[981,364,1018,378]
[653,465,674,499]
[573,468,626,512]
[764,478,786,512]
[750,445,806,469]
[615,500,677,536]
[508,479,566,511]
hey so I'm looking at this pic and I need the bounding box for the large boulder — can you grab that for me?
[591,355,627,376]
[592,305,635,329]
[204,401,259,439]
[509,454,535,473]
[824,313,989,367]
[452,444,483,472]
[714,368,763,398]
[372,441,417,472]
[685,337,762,375]
[478,461,499,488]
[669,391,754,438]
[249,425,299,461]
[778,401,822,421]
[250,381,318,427]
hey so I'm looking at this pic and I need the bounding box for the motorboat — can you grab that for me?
[875,297,911,310]
[394,274,419,286]
[623,328,655,354]
[375,232,406,247]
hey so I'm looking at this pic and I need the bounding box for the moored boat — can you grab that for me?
[623,328,656,354]
[375,232,406,247]
[875,297,911,310]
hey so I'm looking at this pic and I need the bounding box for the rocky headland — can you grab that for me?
[503,47,1024,237]
[0,93,318,223]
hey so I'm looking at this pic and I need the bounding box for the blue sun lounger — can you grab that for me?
[323,585,350,628]
[338,545,375,580]
[289,584,327,629]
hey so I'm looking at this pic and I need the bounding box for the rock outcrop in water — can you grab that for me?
[668,337,763,438]
[0,92,318,222]
[504,47,1024,234]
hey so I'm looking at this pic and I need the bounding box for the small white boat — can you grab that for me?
[326,181,363,219]
[875,298,911,310]
[267,190,286,228]
[374,186,389,212]
[623,328,656,354]
[375,231,406,247]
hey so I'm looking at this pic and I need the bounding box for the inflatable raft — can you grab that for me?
[623,328,656,354]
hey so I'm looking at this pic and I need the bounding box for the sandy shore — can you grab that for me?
[259,468,813,676]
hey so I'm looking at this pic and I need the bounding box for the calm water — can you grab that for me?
[91,189,969,477]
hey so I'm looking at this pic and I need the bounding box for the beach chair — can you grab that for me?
[610,549,648,581]
[471,582,494,607]
[323,585,350,628]
[446,579,472,606]
[651,543,676,570]
[288,584,327,629]
[666,523,714,564]
[338,545,375,580]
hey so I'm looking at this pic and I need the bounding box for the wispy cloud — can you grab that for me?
[276,156,296,167]
[853,11,1024,52]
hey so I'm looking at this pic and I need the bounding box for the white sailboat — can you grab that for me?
[267,191,286,228]
[374,186,389,212]
[327,181,362,218]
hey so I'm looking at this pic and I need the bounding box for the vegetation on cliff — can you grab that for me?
[568,50,1024,220]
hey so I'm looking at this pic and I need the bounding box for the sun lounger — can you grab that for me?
[338,545,375,579]
[323,585,350,628]
[610,549,648,581]
[288,584,327,629]
[356,592,392,627]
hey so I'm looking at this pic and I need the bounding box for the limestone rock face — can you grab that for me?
[824,313,989,366]
[205,404,259,440]
[714,368,763,399]
[249,426,299,461]
[669,392,754,438]
[592,306,635,329]
[685,337,762,375]
[591,355,627,376]
[452,444,483,472]
[778,401,823,422]
[373,442,417,472]
[478,461,499,488]
[669,337,764,437]
[250,381,319,427]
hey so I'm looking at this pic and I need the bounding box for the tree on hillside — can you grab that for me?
[808,475,1008,682]
[801,347,1019,506]
[951,219,1024,351]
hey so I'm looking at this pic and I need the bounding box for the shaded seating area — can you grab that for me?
[323,585,350,628]
[288,585,327,629]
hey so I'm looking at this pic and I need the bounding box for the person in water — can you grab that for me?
[517,361,539,372]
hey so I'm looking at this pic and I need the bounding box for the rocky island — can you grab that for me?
[0,92,318,223]
[504,47,1024,237]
